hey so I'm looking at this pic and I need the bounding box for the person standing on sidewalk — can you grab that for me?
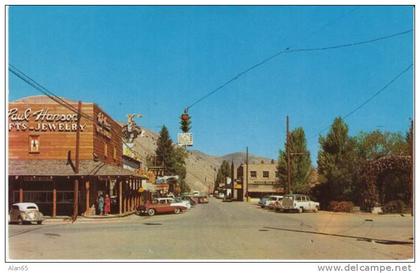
[98,194,104,216]
[104,194,111,215]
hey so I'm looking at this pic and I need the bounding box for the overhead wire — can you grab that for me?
[311,63,413,140]
[185,29,412,110]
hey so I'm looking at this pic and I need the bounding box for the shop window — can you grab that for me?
[23,191,52,203]
[263,171,269,178]
[29,135,40,153]
[250,171,257,178]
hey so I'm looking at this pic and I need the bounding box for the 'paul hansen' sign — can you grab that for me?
[8,108,87,132]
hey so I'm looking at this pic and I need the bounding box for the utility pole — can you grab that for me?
[245,146,249,201]
[286,116,291,194]
[409,119,413,216]
[72,101,82,222]
[231,160,234,200]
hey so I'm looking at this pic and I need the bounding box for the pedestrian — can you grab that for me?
[104,194,111,215]
[98,194,104,216]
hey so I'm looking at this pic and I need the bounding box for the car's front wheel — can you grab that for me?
[147,209,156,216]
[37,221,42,225]
[297,207,303,213]
[174,208,181,214]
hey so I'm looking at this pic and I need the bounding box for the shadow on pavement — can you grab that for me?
[264,226,413,245]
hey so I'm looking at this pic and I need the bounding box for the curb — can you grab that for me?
[43,211,136,223]
[81,211,136,219]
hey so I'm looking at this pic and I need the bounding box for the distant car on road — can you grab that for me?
[281,194,320,213]
[222,196,232,202]
[198,196,209,203]
[258,195,270,207]
[136,199,186,216]
[9,202,44,225]
[263,195,284,209]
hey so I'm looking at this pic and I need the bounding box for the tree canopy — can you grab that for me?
[317,117,358,202]
[155,125,189,192]
[277,127,312,193]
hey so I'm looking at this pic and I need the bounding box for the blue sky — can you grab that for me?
[8,6,413,164]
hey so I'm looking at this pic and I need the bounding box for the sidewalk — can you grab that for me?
[43,211,136,223]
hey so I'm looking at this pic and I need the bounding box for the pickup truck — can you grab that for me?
[281,194,320,213]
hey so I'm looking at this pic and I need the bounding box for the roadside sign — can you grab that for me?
[178,132,193,146]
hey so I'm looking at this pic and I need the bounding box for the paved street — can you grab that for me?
[8,198,413,260]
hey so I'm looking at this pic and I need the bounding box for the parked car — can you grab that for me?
[172,197,192,209]
[156,197,190,210]
[258,195,270,208]
[222,196,232,202]
[9,203,44,225]
[136,199,186,216]
[198,196,209,203]
[281,194,320,213]
[264,195,284,209]
[181,196,195,206]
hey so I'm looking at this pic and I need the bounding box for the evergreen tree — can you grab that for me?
[155,125,175,175]
[170,147,189,193]
[155,126,190,193]
[277,127,312,193]
[317,117,358,202]
[215,160,231,189]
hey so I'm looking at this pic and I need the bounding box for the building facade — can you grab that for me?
[237,162,284,199]
[8,95,143,217]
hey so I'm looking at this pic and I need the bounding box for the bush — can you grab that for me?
[382,200,407,214]
[329,201,354,212]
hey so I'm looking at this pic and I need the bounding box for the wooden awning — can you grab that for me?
[9,159,140,177]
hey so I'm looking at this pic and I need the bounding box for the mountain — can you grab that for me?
[130,128,275,193]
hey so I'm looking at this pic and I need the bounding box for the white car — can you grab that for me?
[264,195,284,209]
[281,194,320,213]
[9,202,44,224]
[155,197,190,210]
[172,197,192,209]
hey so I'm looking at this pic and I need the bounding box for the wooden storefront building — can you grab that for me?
[8,95,143,217]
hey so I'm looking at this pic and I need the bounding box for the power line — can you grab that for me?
[185,29,412,110]
[285,6,360,50]
[9,64,144,159]
[312,63,413,140]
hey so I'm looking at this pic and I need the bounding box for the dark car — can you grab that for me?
[198,196,209,203]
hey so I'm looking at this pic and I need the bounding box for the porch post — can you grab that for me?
[136,180,139,207]
[85,180,90,215]
[19,180,23,203]
[52,180,57,218]
[124,180,128,213]
[119,180,123,215]
[73,178,79,219]
[128,179,132,211]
